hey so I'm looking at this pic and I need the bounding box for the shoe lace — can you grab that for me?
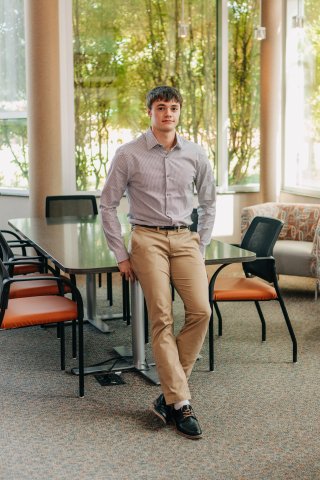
[181,406,194,418]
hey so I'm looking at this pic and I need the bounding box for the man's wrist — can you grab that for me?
[116,253,129,264]
[118,258,129,266]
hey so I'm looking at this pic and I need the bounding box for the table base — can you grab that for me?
[73,281,161,384]
[113,345,160,385]
[71,346,160,385]
[86,312,123,333]
[86,273,125,333]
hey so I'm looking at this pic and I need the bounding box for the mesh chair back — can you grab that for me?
[241,216,283,282]
[45,195,98,217]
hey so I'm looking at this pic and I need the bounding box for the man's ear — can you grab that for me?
[147,109,152,117]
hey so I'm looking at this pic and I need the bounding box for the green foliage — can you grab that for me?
[0,119,28,187]
[305,0,320,143]
[73,0,264,190]
[228,0,260,185]
[0,0,28,189]
[73,0,217,190]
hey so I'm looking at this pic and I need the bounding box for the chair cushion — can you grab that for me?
[274,240,312,277]
[213,277,278,301]
[1,295,78,329]
[13,264,40,275]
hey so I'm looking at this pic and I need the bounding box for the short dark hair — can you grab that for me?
[146,85,183,110]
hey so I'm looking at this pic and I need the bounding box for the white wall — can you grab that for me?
[0,195,31,230]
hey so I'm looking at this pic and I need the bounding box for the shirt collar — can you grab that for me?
[145,127,183,151]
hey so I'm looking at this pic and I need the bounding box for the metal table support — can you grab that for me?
[85,273,123,333]
[74,281,160,385]
[117,280,159,384]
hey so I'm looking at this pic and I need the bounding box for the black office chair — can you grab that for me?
[208,216,297,371]
[45,195,98,217]
[0,230,45,276]
[0,229,28,256]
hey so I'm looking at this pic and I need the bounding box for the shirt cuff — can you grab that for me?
[115,250,130,264]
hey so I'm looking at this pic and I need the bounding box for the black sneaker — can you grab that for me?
[151,394,172,424]
[172,404,202,439]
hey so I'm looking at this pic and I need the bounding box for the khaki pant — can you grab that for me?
[129,226,211,404]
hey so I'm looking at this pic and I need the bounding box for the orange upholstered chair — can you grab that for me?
[8,273,71,298]
[0,229,79,350]
[0,230,45,276]
[0,258,85,397]
[208,216,297,371]
[0,229,29,255]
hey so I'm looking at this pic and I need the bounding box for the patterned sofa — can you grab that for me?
[241,202,320,299]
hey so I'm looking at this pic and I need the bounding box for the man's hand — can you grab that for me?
[118,259,136,282]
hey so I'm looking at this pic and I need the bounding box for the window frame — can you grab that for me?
[1,0,262,196]
[282,0,320,199]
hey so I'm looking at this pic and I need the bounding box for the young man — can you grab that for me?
[100,85,216,439]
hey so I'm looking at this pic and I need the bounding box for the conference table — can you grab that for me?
[9,215,256,385]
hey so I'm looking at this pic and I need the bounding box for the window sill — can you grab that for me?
[0,189,29,197]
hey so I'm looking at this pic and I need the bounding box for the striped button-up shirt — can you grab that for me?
[100,128,216,263]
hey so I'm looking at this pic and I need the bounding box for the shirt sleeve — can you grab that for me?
[195,149,216,255]
[100,148,130,263]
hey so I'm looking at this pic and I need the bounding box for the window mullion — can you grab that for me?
[59,0,76,193]
[216,0,229,191]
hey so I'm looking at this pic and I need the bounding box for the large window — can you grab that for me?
[0,0,261,194]
[0,0,28,191]
[73,0,217,191]
[284,0,320,196]
[73,0,261,192]
[228,1,260,188]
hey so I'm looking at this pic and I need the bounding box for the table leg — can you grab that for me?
[73,280,160,384]
[85,273,122,333]
[112,281,159,384]
[130,281,159,384]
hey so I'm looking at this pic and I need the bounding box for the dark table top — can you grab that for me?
[9,216,256,274]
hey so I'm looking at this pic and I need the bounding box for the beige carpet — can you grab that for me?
[0,272,319,479]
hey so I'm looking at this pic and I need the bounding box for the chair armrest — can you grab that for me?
[1,230,36,256]
[1,230,43,257]
[1,229,24,242]
[4,259,56,275]
[1,275,83,315]
[4,257,47,276]
[7,255,44,263]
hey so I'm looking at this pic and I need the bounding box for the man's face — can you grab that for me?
[148,98,181,133]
